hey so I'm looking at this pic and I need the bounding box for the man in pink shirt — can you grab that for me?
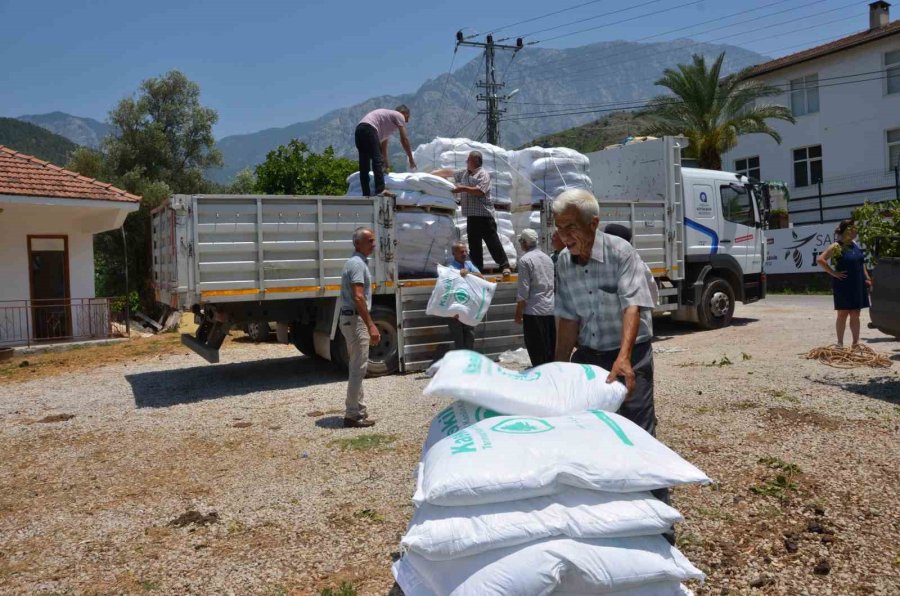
[355,105,417,196]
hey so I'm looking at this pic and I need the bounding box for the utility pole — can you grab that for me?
[456,32,523,146]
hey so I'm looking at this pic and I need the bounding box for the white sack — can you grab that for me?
[393,535,703,596]
[414,409,710,506]
[346,171,456,199]
[562,583,694,595]
[396,211,458,277]
[425,265,496,327]
[423,351,626,417]
[395,191,458,212]
[402,487,684,561]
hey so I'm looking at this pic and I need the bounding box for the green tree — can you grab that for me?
[254,140,356,195]
[67,70,222,309]
[228,167,258,194]
[642,52,795,170]
[104,70,222,192]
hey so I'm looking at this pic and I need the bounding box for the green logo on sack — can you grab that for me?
[453,288,470,304]
[490,418,554,434]
[474,406,501,421]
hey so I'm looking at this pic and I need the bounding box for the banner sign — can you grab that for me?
[765,223,837,274]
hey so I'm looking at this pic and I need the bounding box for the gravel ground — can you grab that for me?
[0,296,898,595]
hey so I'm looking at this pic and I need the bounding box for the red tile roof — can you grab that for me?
[744,20,900,78]
[0,145,141,203]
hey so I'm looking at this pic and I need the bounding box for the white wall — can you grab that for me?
[0,201,132,344]
[722,35,900,222]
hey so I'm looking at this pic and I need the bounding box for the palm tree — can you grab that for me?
[642,52,795,171]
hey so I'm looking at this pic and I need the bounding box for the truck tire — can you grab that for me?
[697,277,735,330]
[329,306,399,376]
[367,305,400,377]
[290,322,317,357]
[246,320,271,342]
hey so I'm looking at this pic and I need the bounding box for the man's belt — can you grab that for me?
[340,309,357,316]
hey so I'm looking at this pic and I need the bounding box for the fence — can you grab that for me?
[0,297,128,348]
[789,166,900,225]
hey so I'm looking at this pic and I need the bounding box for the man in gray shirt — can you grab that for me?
[432,151,511,276]
[514,229,556,366]
[339,227,380,428]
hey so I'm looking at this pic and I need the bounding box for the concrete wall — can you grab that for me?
[722,35,900,222]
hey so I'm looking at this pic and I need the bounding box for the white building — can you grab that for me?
[722,1,900,224]
[0,146,139,346]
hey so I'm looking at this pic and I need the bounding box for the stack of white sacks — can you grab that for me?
[394,350,710,595]
[347,139,593,275]
[412,138,519,272]
[346,171,460,276]
[510,146,592,211]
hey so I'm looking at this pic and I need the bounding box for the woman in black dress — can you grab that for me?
[816,220,872,348]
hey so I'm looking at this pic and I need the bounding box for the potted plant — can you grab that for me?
[853,200,900,337]
[768,208,789,229]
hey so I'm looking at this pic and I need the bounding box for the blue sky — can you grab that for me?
[0,0,871,137]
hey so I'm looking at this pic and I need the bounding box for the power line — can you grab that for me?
[506,7,861,94]
[508,0,858,84]
[507,0,828,81]
[453,55,484,136]
[505,67,890,112]
[499,72,895,121]
[436,47,459,119]
[472,0,609,39]
[519,0,666,39]
[533,0,706,44]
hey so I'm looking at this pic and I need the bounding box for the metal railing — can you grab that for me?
[789,166,900,224]
[0,297,127,348]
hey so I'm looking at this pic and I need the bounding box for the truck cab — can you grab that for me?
[680,167,767,326]
[583,137,767,330]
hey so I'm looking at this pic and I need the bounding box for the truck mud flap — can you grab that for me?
[181,333,221,364]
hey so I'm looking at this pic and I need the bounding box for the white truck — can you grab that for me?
[577,136,767,328]
[151,194,523,374]
[153,137,766,374]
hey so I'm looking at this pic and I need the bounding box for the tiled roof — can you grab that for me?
[0,145,141,203]
[744,20,900,78]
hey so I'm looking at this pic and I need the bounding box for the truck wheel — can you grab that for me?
[246,320,271,342]
[290,322,317,357]
[697,277,735,330]
[329,306,399,376]
[367,306,399,377]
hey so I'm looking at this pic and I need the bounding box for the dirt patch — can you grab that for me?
[36,414,75,423]
[0,334,186,384]
[167,510,220,528]
[765,407,844,430]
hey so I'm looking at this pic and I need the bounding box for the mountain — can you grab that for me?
[525,111,647,153]
[0,117,79,166]
[211,40,767,183]
[17,111,113,149]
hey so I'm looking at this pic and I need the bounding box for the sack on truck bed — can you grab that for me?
[414,410,710,507]
[425,265,496,327]
[424,351,626,417]
[396,211,458,277]
[393,535,703,596]
[402,486,684,561]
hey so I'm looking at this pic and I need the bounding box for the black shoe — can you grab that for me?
[343,417,376,428]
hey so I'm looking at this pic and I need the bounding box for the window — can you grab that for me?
[889,128,900,169]
[734,156,761,180]
[886,50,900,95]
[793,145,823,188]
[720,185,754,227]
[790,74,819,116]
